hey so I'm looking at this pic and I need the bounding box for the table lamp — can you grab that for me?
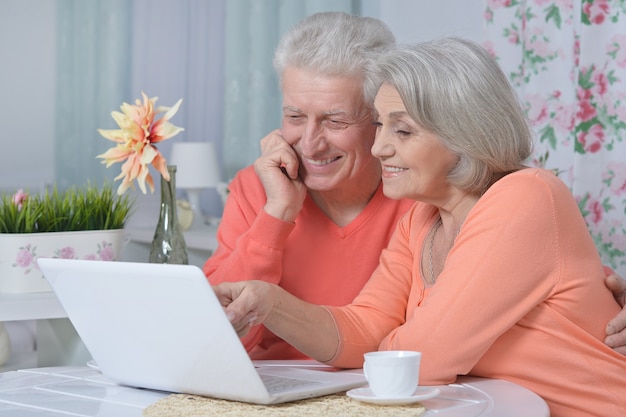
[170,142,221,229]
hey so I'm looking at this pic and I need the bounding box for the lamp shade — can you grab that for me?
[169,142,221,189]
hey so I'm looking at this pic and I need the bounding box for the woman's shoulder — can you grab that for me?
[403,201,439,230]
[488,167,575,210]
[493,167,567,193]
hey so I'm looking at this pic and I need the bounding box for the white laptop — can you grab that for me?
[37,258,366,404]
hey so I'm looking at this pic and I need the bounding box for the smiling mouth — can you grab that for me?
[383,165,407,174]
[305,156,341,166]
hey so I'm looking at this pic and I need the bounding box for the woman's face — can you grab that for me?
[371,83,458,202]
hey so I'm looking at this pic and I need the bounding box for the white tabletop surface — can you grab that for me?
[0,366,549,416]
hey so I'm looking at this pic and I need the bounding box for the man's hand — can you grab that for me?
[254,130,307,222]
[605,273,626,355]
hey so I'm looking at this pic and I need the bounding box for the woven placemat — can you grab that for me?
[143,392,426,417]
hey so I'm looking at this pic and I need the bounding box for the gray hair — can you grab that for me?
[273,11,395,108]
[375,38,533,194]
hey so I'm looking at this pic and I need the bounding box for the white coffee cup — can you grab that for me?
[363,350,421,398]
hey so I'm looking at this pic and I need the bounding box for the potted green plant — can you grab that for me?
[0,184,133,293]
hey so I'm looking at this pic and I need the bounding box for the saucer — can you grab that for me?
[346,386,440,405]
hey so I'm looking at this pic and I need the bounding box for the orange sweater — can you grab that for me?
[326,168,626,417]
[204,165,414,359]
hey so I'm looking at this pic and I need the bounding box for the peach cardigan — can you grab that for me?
[327,168,626,417]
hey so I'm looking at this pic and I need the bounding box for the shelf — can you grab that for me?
[125,224,218,252]
[0,292,66,321]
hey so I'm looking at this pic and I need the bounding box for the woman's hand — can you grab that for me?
[213,280,339,361]
[213,281,276,337]
[605,273,626,355]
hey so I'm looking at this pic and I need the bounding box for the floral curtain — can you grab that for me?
[484,0,626,277]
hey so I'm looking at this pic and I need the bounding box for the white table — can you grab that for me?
[0,366,549,416]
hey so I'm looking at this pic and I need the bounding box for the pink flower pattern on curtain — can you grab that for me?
[484,0,626,277]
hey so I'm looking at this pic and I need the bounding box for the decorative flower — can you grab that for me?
[97,240,115,261]
[14,244,37,270]
[56,246,77,259]
[97,92,184,195]
[12,189,28,210]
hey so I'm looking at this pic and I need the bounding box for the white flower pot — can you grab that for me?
[0,229,125,293]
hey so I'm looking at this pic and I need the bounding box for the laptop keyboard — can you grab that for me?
[260,374,322,393]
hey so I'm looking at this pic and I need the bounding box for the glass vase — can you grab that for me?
[149,165,189,264]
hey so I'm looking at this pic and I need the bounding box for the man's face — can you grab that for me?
[280,67,378,192]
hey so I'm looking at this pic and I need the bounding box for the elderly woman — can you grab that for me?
[214,38,626,416]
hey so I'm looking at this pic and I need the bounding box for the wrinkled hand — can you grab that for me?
[254,130,307,222]
[605,273,626,355]
[213,281,275,338]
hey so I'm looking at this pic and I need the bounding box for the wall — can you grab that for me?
[369,0,483,43]
[0,0,57,193]
[0,0,483,195]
